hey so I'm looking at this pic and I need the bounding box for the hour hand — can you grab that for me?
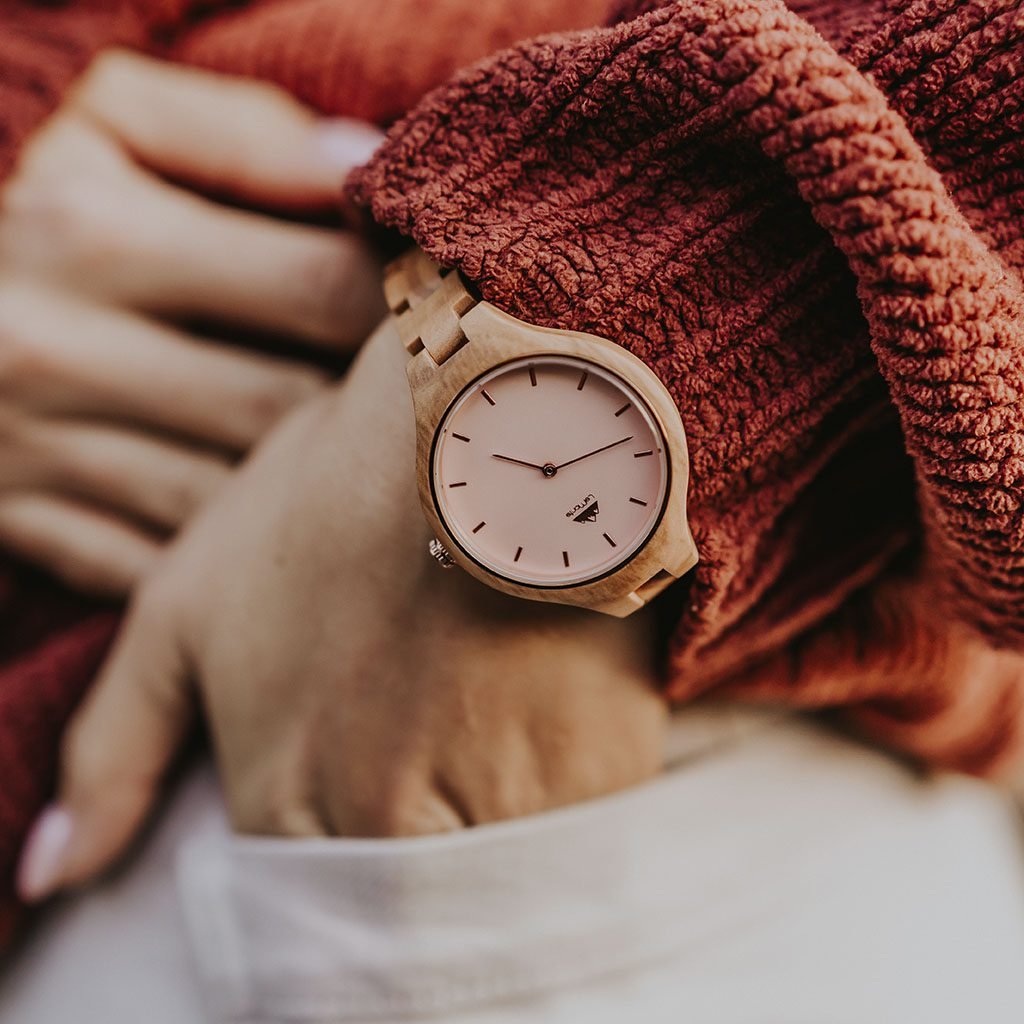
[491,453,548,472]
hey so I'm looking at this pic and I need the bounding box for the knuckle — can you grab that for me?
[73,49,138,110]
[258,787,317,837]
[233,756,324,837]
[169,463,225,521]
[3,181,83,279]
[4,175,124,273]
[281,366,330,406]
[485,774,546,822]
[152,459,225,526]
[237,391,289,440]
[352,778,459,838]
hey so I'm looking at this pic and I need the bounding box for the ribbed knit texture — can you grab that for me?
[350,0,1024,758]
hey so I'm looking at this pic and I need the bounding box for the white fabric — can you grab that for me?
[3,710,1024,1023]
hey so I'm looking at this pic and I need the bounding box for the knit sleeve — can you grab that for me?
[710,0,1024,646]
[172,0,615,125]
[350,0,1024,650]
[348,0,1024,772]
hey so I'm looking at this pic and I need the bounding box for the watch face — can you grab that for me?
[431,355,671,587]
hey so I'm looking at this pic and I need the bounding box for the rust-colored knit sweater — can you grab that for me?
[0,0,1022,941]
[350,0,1024,769]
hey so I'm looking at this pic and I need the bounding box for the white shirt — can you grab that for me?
[3,709,1024,1023]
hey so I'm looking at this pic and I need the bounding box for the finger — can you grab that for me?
[109,180,387,349]
[17,581,194,900]
[0,492,160,596]
[8,416,231,531]
[0,283,329,451]
[73,50,381,209]
[3,114,384,348]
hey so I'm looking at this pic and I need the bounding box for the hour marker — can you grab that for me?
[472,521,486,533]
[562,550,570,567]
[603,532,617,547]
[449,481,467,488]
[481,389,496,406]
[614,403,631,417]
[634,450,654,458]
[577,371,589,391]
[629,496,648,506]
[453,432,471,443]
[514,546,523,563]
[529,366,537,387]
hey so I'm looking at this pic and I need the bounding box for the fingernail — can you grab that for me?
[314,118,384,171]
[17,805,74,903]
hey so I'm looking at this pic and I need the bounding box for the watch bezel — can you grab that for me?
[428,353,673,589]
[406,298,698,614]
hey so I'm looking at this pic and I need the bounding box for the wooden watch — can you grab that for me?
[384,247,698,617]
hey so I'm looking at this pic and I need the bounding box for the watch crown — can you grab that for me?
[428,537,457,569]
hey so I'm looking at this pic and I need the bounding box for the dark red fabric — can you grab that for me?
[0,589,117,948]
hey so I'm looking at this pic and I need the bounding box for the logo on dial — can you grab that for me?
[566,495,599,522]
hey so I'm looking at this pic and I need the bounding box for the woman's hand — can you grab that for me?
[16,315,668,899]
[0,51,385,594]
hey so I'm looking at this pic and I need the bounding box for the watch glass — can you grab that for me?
[431,355,670,587]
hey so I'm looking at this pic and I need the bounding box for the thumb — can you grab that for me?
[16,586,194,902]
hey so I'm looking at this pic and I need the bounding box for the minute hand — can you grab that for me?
[554,436,633,471]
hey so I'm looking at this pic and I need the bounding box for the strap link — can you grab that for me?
[383,249,476,365]
[384,246,688,616]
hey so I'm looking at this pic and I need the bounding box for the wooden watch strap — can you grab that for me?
[384,247,688,616]
[383,249,476,365]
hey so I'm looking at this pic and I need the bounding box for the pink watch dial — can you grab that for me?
[432,355,670,587]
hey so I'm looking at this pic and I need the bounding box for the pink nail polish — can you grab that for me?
[17,805,73,902]
[315,118,384,170]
